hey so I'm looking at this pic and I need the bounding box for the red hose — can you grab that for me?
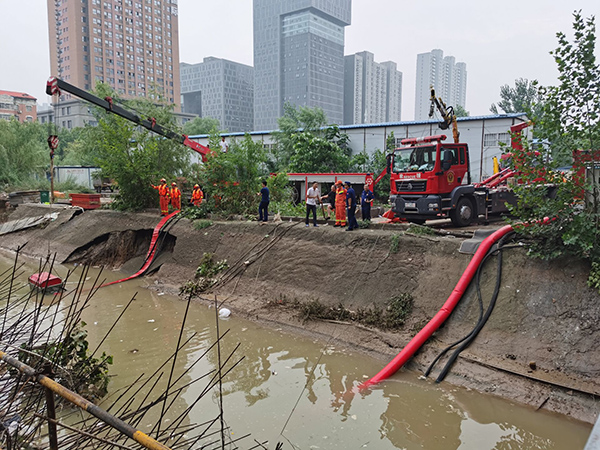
[360,224,514,389]
[99,211,180,288]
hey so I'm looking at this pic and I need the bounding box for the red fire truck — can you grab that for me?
[387,134,519,227]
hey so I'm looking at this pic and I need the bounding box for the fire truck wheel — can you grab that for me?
[450,197,474,227]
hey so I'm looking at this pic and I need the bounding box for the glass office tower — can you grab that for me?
[253,0,351,131]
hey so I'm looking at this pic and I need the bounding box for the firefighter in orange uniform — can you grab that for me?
[191,184,204,207]
[151,178,170,216]
[334,180,347,227]
[170,182,181,211]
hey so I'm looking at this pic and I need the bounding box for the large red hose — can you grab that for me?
[99,211,180,288]
[360,224,514,389]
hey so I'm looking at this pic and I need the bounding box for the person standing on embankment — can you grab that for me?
[151,178,170,216]
[170,182,181,211]
[258,180,270,224]
[191,184,204,207]
[334,180,347,228]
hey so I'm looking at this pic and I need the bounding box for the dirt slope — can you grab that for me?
[2,204,599,423]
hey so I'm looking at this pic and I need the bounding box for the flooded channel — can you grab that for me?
[0,253,592,449]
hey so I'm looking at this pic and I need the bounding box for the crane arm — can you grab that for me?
[428,86,460,144]
[46,77,211,162]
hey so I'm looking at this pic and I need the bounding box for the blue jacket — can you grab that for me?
[361,189,374,206]
[260,186,270,203]
[346,187,356,208]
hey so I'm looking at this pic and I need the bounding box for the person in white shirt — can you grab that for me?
[220,136,228,153]
[305,182,320,227]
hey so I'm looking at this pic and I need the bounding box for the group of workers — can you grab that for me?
[152,178,204,216]
[306,181,374,231]
[330,181,374,230]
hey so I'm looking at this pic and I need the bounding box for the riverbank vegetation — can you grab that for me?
[505,12,600,291]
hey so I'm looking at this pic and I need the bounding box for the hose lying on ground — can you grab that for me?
[359,224,515,390]
[425,232,515,382]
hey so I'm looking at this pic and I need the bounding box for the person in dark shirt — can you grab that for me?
[361,184,375,221]
[321,184,336,220]
[345,181,358,231]
[258,180,269,224]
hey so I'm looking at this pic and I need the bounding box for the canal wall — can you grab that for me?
[1,204,599,423]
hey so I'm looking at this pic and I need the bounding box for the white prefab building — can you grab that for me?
[189,113,529,184]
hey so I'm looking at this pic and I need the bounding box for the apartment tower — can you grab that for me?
[344,51,402,125]
[47,0,180,107]
[253,0,352,131]
[414,49,467,121]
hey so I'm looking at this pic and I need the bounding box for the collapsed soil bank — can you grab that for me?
[2,204,600,424]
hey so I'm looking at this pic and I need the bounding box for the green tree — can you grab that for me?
[0,120,48,187]
[274,104,352,173]
[454,105,470,117]
[287,131,351,173]
[508,12,600,286]
[81,83,193,210]
[53,127,87,165]
[183,116,220,136]
[490,78,543,116]
[271,103,329,170]
[200,133,267,214]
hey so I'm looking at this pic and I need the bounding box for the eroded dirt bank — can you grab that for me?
[2,204,600,423]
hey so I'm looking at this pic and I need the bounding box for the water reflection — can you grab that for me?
[0,254,591,449]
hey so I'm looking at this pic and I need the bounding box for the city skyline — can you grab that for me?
[1,1,599,122]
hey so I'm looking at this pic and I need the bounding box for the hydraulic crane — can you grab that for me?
[428,86,460,144]
[45,77,211,162]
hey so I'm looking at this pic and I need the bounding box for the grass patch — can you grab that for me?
[390,234,401,253]
[296,294,413,330]
[407,224,436,236]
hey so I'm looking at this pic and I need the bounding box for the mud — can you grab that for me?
[2,204,599,423]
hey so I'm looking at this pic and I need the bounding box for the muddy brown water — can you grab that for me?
[0,254,592,449]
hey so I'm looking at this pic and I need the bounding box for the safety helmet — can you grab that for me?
[335,180,343,185]
[194,184,199,188]
[171,182,177,186]
[160,178,166,182]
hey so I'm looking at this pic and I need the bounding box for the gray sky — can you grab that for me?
[1,0,599,121]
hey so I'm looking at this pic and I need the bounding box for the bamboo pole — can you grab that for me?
[0,350,171,450]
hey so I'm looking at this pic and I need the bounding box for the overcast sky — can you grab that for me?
[1,0,599,121]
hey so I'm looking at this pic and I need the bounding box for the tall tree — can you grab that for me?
[0,120,47,187]
[200,132,267,214]
[508,12,600,288]
[271,103,329,170]
[490,78,542,116]
[287,133,351,173]
[81,83,193,210]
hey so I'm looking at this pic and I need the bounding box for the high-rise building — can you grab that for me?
[180,58,254,132]
[253,0,352,131]
[47,0,181,110]
[344,51,402,125]
[414,49,467,121]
